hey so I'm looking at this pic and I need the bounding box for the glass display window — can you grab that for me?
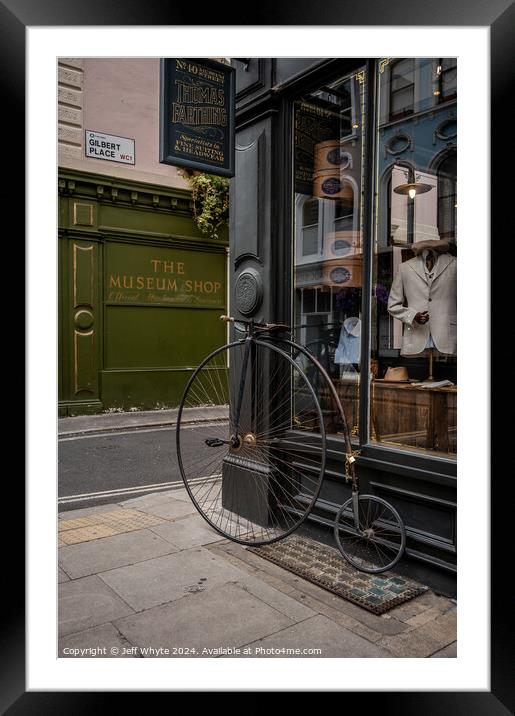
[293,67,366,438]
[371,58,457,458]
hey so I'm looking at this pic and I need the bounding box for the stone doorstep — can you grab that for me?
[388,589,454,622]
[376,610,457,658]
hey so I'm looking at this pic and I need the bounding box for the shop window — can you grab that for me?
[371,61,457,458]
[389,59,415,121]
[293,67,366,439]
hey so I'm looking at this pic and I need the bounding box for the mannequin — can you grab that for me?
[387,239,457,357]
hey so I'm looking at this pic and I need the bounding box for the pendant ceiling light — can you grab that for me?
[393,182,433,200]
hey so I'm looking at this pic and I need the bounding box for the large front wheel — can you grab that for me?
[176,339,326,545]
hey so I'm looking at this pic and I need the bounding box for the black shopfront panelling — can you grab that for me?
[230,58,457,594]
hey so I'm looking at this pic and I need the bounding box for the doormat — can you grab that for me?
[248,534,428,615]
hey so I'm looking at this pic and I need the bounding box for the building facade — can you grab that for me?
[230,58,457,592]
[58,58,229,416]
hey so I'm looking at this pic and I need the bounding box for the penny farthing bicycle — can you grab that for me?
[176,315,406,573]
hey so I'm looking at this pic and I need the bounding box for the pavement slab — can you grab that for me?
[430,641,457,658]
[58,508,165,545]
[58,528,180,579]
[114,581,295,656]
[149,514,226,549]
[59,575,135,637]
[232,614,391,658]
[58,566,70,583]
[233,574,317,623]
[58,623,139,658]
[118,491,177,509]
[98,547,250,611]
[133,499,198,521]
[59,504,124,520]
[164,488,197,503]
[59,523,120,545]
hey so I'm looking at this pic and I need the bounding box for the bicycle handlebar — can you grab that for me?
[220,315,290,332]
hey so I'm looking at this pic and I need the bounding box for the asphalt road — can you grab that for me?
[58,422,224,513]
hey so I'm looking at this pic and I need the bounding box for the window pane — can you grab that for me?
[293,68,366,439]
[391,59,414,90]
[391,87,415,117]
[302,226,319,256]
[303,198,319,226]
[371,59,457,458]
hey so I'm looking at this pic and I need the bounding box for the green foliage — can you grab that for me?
[187,172,229,240]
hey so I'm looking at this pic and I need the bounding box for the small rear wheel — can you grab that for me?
[334,495,406,573]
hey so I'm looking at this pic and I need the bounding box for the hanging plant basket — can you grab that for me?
[186,171,229,240]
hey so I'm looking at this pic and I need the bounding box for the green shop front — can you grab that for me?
[58,171,228,416]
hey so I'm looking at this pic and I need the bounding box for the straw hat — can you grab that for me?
[383,366,409,382]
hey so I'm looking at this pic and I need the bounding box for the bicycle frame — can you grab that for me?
[225,316,360,495]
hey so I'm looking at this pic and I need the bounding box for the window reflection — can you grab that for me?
[291,59,457,457]
[371,58,457,457]
[389,59,415,121]
[293,69,365,437]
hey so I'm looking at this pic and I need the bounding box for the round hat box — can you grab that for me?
[314,140,351,172]
[313,169,354,202]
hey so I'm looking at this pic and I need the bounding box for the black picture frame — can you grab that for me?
[10,0,511,711]
[159,58,235,177]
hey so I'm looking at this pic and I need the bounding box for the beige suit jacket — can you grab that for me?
[387,253,457,356]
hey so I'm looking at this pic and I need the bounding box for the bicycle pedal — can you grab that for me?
[205,438,225,447]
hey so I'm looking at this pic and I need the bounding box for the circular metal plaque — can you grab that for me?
[235,268,263,316]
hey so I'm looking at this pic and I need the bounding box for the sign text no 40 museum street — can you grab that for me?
[159,58,235,177]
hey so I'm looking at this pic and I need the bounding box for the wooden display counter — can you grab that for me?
[320,378,456,454]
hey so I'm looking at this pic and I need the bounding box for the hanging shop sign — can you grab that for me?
[85,130,135,164]
[159,58,235,177]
